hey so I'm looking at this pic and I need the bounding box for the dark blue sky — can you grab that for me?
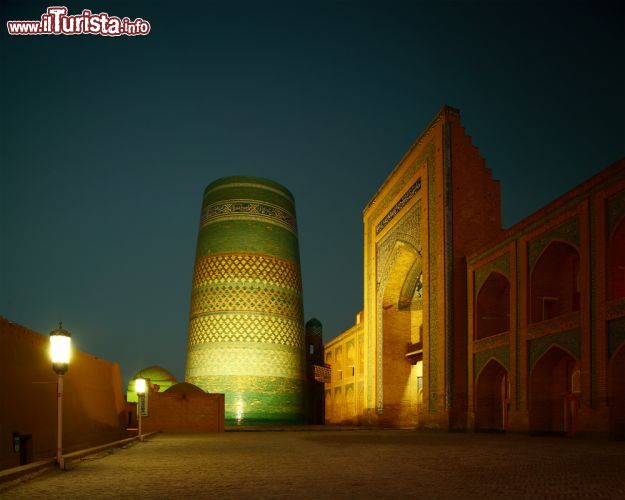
[1,0,623,385]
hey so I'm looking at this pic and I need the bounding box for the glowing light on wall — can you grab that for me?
[236,399,244,424]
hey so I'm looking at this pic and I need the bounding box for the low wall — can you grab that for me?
[0,318,128,470]
[141,387,225,433]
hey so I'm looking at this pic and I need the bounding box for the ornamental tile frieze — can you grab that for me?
[375,178,422,235]
[368,130,436,219]
[201,199,297,234]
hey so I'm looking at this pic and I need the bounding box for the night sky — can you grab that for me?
[1,0,623,386]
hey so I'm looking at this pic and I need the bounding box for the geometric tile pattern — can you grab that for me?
[188,314,304,349]
[190,283,302,318]
[192,253,301,290]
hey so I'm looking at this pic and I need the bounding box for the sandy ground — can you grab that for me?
[2,430,624,499]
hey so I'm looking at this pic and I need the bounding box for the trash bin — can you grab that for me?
[12,432,32,465]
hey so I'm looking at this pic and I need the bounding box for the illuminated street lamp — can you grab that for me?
[49,322,71,469]
[135,378,147,441]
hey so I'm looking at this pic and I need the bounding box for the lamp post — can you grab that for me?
[134,378,146,441]
[49,322,71,469]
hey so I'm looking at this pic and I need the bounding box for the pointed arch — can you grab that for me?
[529,345,580,435]
[475,358,509,431]
[530,240,580,323]
[607,216,625,300]
[476,271,510,339]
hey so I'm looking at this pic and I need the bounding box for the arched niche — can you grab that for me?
[530,241,580,323]
[475,358,509,431]
[607,217,625,301]
[529,345,580,435]
[476,272,510,339]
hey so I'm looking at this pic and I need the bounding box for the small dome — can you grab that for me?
[126,365,178,403]
[132,365,177,383]
[164,382,206,395]
[306,318,322,329]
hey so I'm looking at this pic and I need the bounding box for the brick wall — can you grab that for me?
[140,386,224,433]
[0,317,127,470]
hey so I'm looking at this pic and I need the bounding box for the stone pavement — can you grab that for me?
[2,430,624,499]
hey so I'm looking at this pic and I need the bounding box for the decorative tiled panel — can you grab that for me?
[474,347,510,379]
[190,283,302,318]
[192,253,301,290]
[474,253,510,296]
[528,328,581,369]
[528,217,580,271]
[201,199,297,235]
[376,178,422,234]
[426,141,439,410]
[608,317,625,359]
[188,314,304,349]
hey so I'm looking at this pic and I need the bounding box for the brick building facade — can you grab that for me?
[323,106,625,436]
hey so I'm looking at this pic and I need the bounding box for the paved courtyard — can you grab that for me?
[2,430,624,499]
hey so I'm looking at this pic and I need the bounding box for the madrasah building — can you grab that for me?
[319,106,624,437]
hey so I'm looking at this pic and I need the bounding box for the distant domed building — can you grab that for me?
[164,382,206,395]
[126,365,177,403]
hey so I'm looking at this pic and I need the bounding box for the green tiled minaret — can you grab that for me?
[185,176,306,424]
